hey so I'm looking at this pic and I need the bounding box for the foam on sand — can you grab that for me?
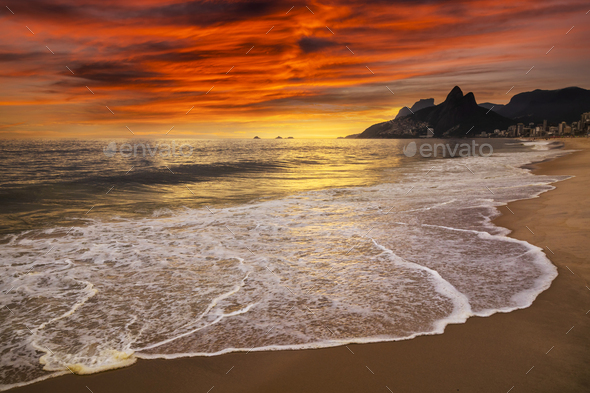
[0,146,571,390]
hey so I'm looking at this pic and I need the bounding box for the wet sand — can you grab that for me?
[12,139,590,393]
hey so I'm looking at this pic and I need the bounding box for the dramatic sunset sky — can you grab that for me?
[1,0,589,138]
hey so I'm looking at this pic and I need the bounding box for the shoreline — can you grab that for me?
[10,139,590,393]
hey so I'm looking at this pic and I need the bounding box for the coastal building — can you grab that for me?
[543,119,548,132]
[507,125,517,137]
[581,112,590,133]
[517,123,524,136]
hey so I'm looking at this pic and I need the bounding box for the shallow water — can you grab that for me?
[0,138,570,389]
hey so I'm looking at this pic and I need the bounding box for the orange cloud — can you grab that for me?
[0,0,589,138]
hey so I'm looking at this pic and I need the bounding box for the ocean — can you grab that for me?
[0,138,570,390]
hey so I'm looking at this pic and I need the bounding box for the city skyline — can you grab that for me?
[1,0,590,139]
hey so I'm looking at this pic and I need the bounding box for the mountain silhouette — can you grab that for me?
[357,86,513,138]
[485,87,590,124]
[395,98,435,119]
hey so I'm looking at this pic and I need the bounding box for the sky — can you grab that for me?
[1,0,589,139]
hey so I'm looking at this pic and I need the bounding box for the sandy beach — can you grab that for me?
[11,138,590,393]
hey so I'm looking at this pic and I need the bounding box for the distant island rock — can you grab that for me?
[354,86,513,138]
[287,136,294,139]
[253,136,260,139]
[275,136,283,139]
[395,98,435,119]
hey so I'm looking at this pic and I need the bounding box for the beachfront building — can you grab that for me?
[507,125,517,137]
[581,112,590,133]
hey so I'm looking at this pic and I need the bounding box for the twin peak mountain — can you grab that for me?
[356,86,511,138]
[354,85,590,138]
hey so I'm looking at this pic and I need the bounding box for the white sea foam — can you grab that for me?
[0,147,571,390]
